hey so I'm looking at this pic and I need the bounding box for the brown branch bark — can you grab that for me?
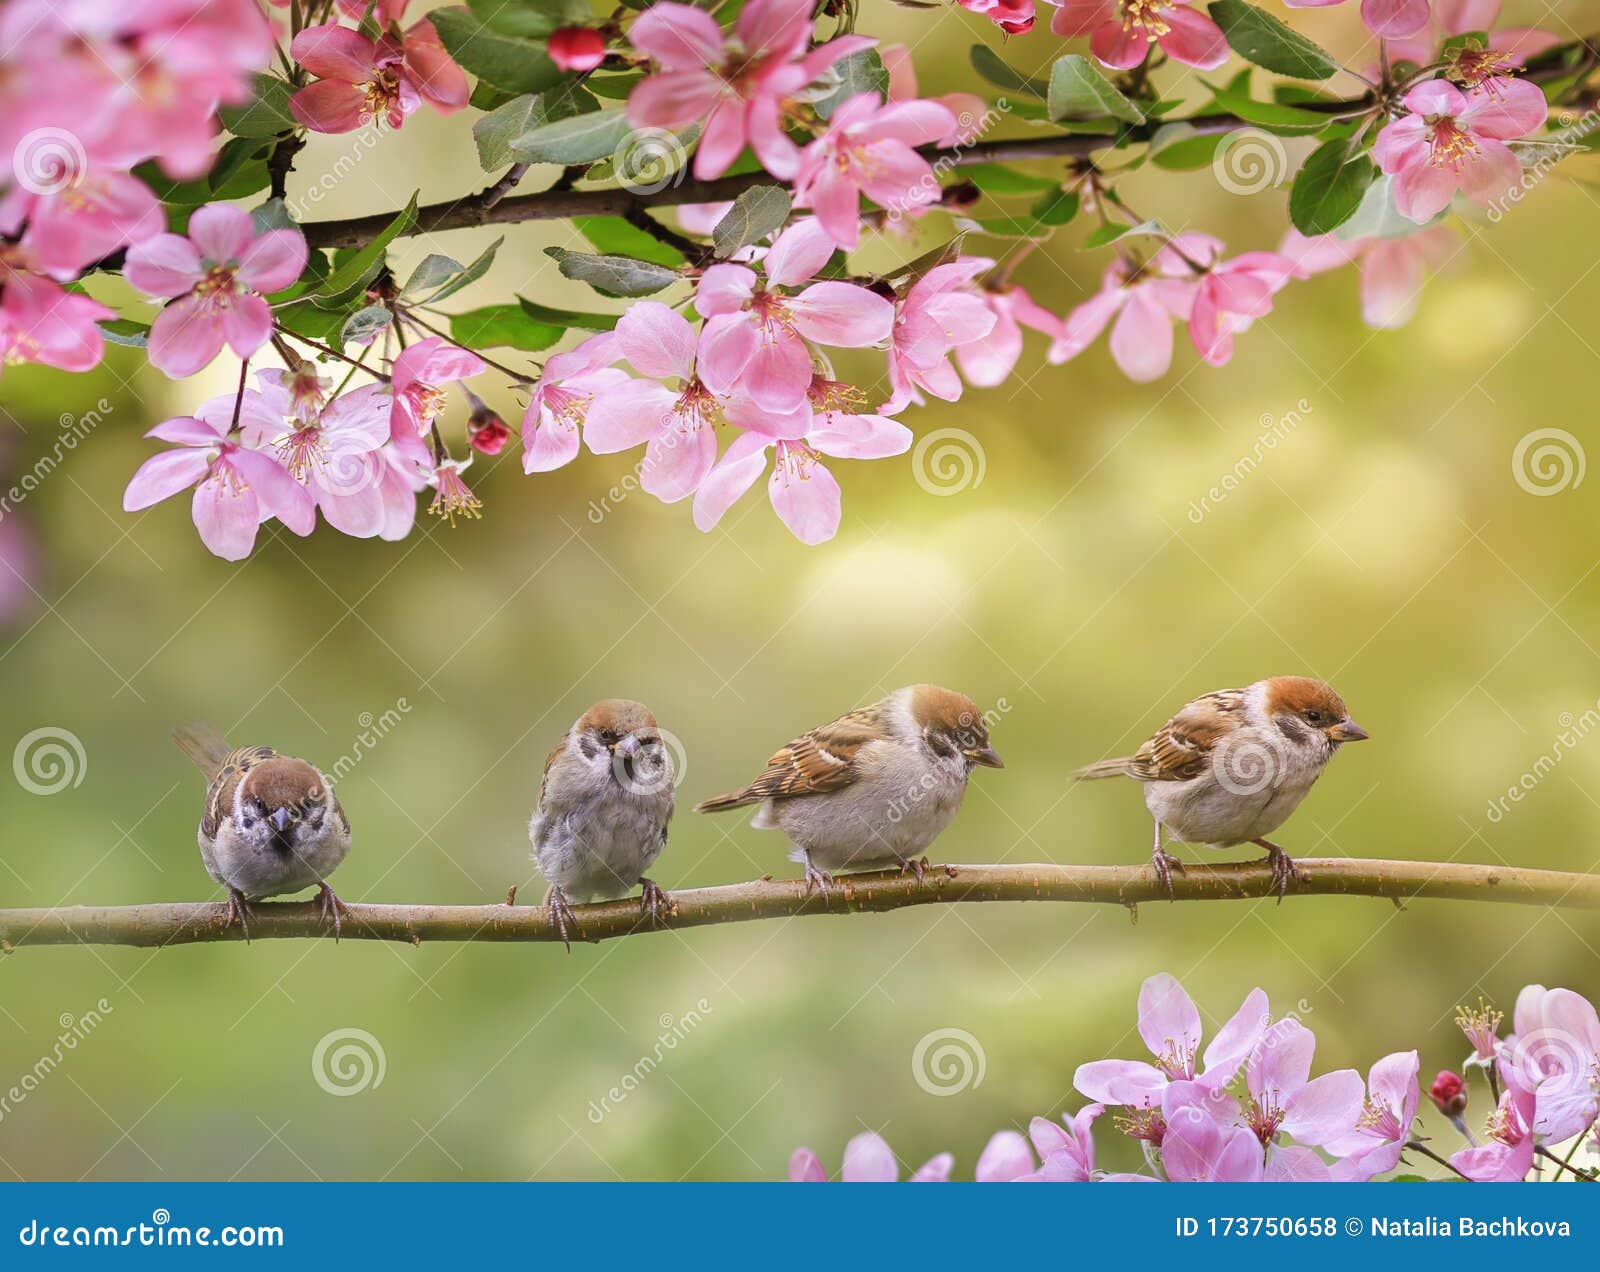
[1,858,1595,949]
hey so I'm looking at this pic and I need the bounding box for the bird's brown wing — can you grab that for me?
[695,703,887,812]
[1123,689,1247,781]
[199,746,279,840]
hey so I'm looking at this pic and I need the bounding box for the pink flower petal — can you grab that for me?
[1155,6,1229,69]
[233,447,316,536]
[790,281,893,347]
[124,233,204,297]
[222,293,274,359]
[641,416,717,502]
[695,313,762,397]
[743,324,814,410]
[1393,159,1461,222]
[291,24,377,81]
[1138,973,1202,1067]
[1457,77,1548,139]
[522,405,582,473]
[1108,291,1174,381]
[695,263,758,318]
[1090,21,1154,71]
[186,202,254,265]
[630,4,726,70]
[1400,79,1468,117]
[123,448,211,510]
[692,432,771,530]
[628,69,721,129]
[808,412,912,459]
[1283,1068,1366,1147]
[615,301,699,380]
[803,164,862,249]
[788,1147,827,1183]
[191,467,261,560]
[692,97,748,181]
[1360,0,1430,37]
[1051,0,1117,37]
[148,293,226,378]
[764,219,834,288]
[840,1131,898,1182]
[769,448,841,543]
[585,379,678,453]
[404,19,469,111]
[974,1130,1035,1182]
[737,0,814,61]
[237,228,308,293]
[290,78,370,133]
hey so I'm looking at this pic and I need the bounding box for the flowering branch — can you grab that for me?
[1,857,1596,949]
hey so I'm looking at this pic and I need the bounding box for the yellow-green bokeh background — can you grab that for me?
[1,2,1597,1181]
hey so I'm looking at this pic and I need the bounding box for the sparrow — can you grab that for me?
[529,699,676,948]
[694,684,1003,895]
[1073,676,1369,899]
[173,722,352,938]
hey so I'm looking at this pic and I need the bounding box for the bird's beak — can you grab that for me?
[270,806,292,832]
[969,745,1005,769]
[615,734,642,759]
[1328,718,1370,743]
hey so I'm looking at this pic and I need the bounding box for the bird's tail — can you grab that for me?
[1071,757,1137,781]
[693,787,760,814]
[172,721,231,773]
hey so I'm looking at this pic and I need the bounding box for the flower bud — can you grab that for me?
[547,27,607,73]
[1429,1069,1467,1117]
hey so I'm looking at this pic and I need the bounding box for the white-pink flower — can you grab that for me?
[1049,235,1208,381]
[1325,1051,1420,1181]
[521,333,628,474]
[1373,78,1547,224]
[792,94,958,250]
[122,413,313,561]
[1280,226,1457,329]
[789,1131,952,1182]
[1050,0,1228,71]
[1285,0,1431,40]
[693,379,911,545]
[956,285,1068,387]
[584,303,726,503]
[695,219,893,413]
[124,204,307,378]
[389,335,485,462]
[626,0,872,180]
[884,257,998,413]
[1188,245,1297,368]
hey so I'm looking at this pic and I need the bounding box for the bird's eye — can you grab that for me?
[1304,709,1324,725]
[599,728,617,744]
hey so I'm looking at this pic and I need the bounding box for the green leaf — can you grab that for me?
[1080,218,1164,249]
[574,216,684,267]
[209,136,269,192]
[314,193,418,301]
[511,107,632,164]
[970,45,1048,99]
[250,198,293,232]
[342,305,393,344]
[451,303,565,351]
[274,298,354,343]
[431,6,564,94]
[964,163,1061,195]
[422,237,505,304]
[1030,188,1079,226]
[404,254,465,295]
[519,300,619,331]
[474,94,540,168]
[1205,70,1335,134]
[1289,137,1376,234]
[99,318,150,348]
[1048,55,1144,124]
[219,74,297,138]
[545,248,681,297]
[585,72,643,100]
[712,185,792,257]
[468,0,591,38]
[954,215,1054,239]
[814,48,890,120]
[1151,131,1225,170]
[1208,1,1338,79]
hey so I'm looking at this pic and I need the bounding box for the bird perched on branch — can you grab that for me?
[695,684,1004,896]
[530,699,677,948]
[1073,676,1369,899]
[172,722,351,939]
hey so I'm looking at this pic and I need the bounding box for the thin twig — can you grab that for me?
[0,858,1595,949]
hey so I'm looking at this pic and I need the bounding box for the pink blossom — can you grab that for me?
[1189,246,1297,367]
[0,246,113,374]
[1241,1017,1366,1150]
[122,412,313,561]
[237,374,394,538]
[548,27,608,72]
[883,257,998,413]
[1279,226,1457,329]
[1499,985,1600,1143]
[521,333,628,473]
[1373,78,1547,224]
[1382,0,1563,79]
[1161,1083,1268,1181]
[695,219,893,412]
[1047,235,1204,381]
[626,0,872,181]
[1451,1074,1536,1182]
[789,1132,952,1181]
[692,379,911,544]
[1325,1051,1420,1181]
[956,285,1069,387]
[1050,0,1228,72]
[389,336,486,462]
[0,162,163,281]
[792,94,957,249]
[290,20,468,134]
[982,1106,1158,1182]
[124,204,307,378]
[1075,973,1269,1108]
[958,0,1037,35]
[1284,0,1433,40]
[584,303,725,503]
[881,45,989,148]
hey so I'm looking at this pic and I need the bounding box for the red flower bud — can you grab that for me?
[547,27,607,73]
[1429,1069,1467,1117]
[466,392,510,456]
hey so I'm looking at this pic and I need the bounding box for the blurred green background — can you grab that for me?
[1,2,1597,1181]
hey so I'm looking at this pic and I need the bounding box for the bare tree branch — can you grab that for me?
[1,858,1595,950]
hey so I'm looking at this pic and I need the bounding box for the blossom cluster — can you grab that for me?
[788,974,1600,1182]
[0,0,1580,563]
